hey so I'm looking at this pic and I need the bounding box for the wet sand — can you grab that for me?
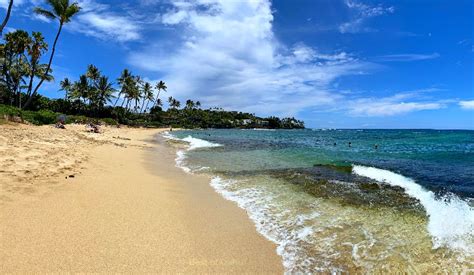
[0,123,282,273]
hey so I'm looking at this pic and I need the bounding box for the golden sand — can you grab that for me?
[0,123,283,273]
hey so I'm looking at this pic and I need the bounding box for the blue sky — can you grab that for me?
[2,0,473,129]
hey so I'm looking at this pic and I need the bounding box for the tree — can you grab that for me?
[154,80,166,107]
[71,74,89,103]
[1,30,30,106]
[0,0,14,36]
[24,0,81,109]
[185,99,195,109]
[25,32,48,98]
[114,68,131,106]
[169,97,180,109]
[59,77,72,100]
[86,64,100,85]
[140,81,154,113]
[132,76,143,112]
[0,30,52,108]
[94,76,115,107]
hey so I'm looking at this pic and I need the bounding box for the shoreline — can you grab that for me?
[0,124,283,272]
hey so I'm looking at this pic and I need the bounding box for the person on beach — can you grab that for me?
[55,115,66,129]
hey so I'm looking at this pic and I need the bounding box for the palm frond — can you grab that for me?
[33,7,56,20]
[46,0,64,17]
[63,3,81,22]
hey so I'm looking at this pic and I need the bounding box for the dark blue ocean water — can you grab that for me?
[173,129,474,198]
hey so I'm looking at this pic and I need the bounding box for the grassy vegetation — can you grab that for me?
[0,104,118,126]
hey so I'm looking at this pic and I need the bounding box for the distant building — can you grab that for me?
[241,119,252,125]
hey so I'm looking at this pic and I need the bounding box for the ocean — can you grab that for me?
[163,129,474,272]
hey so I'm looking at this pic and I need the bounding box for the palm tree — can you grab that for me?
[71,74,89,104]
[114,69,131,106]
[121,76,140,111]
[25,32,48,98]
[168,97,180,109]
[0,0,14,36]
[196,101,201,109]
[24,0,81,109]
[155,98,163,107]
[154,80,167,107]
[185,99,195,109]
[140,82,154,113]
[94,76,115,107]
[86,64,100,84]
[131,77,142,112]
[59,77,72,100]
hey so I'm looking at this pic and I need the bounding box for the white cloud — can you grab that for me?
[0,0,24,9]
[348,93,445,116]
[30,0,141,42]
[459,100,474,110]
[129,0,374,116]
[70,12,141,42]
[32,13,52,23]
[375,53,440,62]
[68,0,141,42]
[339,0,394,33]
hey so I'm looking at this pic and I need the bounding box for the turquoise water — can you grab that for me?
[165,129,474,272]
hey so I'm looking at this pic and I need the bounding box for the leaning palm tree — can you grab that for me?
[114,68,131,106]
[24,0,81,109]
[154,80,166,107]
[140,82,154,113]
[0,0,14,36]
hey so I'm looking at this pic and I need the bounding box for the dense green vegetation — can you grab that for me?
[0,0,304,129]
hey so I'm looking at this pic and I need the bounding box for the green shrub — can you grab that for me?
[22,109,57,125]
[100,117,118,126]
[0,105,21,117]
[66,115,89,124]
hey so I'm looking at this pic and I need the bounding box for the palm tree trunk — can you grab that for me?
[154,90,161,107]
[26,60,37,98]
[0,0,13,36]
[125,99,130,110]
[143,100,150,113]
[113,92,121,106]
[140,99,147,113]
[24,22,63,109]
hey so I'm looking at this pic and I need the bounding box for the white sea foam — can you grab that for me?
[181,135,222,150]
[162,132,222,173]
[175,150,191,173]
[209,176,322,273]
[352,165,474,255]
[162,131,179,141]
[251,128,276,131]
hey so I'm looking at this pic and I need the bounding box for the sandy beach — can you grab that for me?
[0,123,283,273]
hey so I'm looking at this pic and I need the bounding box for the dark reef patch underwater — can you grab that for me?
[164,129,474,273]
